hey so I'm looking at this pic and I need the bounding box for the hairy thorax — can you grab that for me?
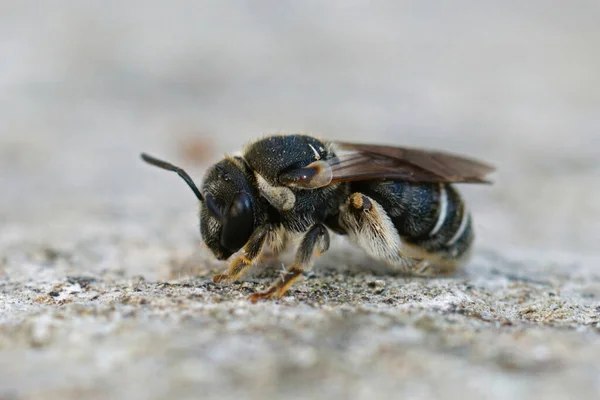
[242,134,348,232]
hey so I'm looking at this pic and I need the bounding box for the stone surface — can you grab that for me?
[1,2,600,399]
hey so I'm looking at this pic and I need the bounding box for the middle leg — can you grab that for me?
[249,223,330,302]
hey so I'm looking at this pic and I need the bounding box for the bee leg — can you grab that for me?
[341,194,462,275]
[249,224,330,302]
[339,193,417,271]
[213,225,274,283]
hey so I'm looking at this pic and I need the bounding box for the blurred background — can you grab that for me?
[2,1,599,263]
[2,2,600,399]
[2,1,600,255]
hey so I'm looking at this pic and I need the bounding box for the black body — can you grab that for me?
[141,133,487,300]
[243,135,348,233]
[350,180,472,261]
[242,134,472,262]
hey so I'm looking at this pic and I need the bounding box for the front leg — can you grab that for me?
[213,225,275,283]
[249,224,330,302]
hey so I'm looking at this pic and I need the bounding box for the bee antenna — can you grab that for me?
[140,153,204,202]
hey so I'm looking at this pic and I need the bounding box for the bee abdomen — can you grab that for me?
[351,181,473,263]
[404,184,473,261]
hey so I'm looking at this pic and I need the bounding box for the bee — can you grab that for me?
[141,134,494,302]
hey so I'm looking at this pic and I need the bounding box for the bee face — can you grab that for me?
[200,158,260,260]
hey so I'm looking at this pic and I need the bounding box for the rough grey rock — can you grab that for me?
[1,2,599,399]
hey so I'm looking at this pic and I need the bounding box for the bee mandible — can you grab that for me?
[141,134,494,302]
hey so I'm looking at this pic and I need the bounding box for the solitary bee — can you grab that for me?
[141,134,494,302]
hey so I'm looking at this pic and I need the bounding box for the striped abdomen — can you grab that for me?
[350,180,473,263]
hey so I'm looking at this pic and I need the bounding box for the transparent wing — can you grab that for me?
[278,141,495,189]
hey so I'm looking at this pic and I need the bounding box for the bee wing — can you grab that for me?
[278,141,495,189]
[333,141,496,183]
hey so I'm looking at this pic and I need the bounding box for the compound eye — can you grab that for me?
[220,192,254,252]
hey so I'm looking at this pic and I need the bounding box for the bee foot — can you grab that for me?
[413,260,431,275]
[248,289,277,303]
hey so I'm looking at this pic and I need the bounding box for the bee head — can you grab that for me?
[140,154,258,260]
[200,157,259,259]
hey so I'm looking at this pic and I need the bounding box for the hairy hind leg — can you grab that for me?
[339,192,456,275]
